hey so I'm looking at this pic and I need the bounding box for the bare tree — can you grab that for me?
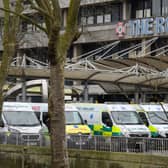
[0,0,80,167]
[0,0,22,114]
[41,1,80,167]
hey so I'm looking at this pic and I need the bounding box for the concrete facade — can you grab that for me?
[0,0,168,102]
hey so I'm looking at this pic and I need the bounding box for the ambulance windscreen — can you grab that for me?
[147,111,168,124]
[65,111,83,125]
[111,111,143,125]
[3,111,40,126]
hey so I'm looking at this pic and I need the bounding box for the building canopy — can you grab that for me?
[66,39,168,93]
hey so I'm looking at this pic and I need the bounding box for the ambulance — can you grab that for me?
[72,103,150,137]
[136,104,168,138]
[28,103,92,145]
[108,104,150,137]
[161,103,168,116]
[0,102,48,145]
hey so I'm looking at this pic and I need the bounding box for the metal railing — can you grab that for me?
[66,135,168,154]
[1,133,168,154]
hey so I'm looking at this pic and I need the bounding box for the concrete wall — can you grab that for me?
[70,150,168,168]
[0,145,168,168]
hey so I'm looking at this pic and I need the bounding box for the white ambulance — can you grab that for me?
[72,103,150,137]
[137,104,168,138]
[107,104,150,137]
[0,102,48,145]
[28,103,92,146]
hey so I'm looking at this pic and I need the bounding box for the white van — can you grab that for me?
[107,104,150,137]
[73,103,150,137]
[27,103,92,136]
[0,102,48,145]
[27,103,92,146]
[137,104,168,138]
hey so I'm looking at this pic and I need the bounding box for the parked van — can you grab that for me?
[135,104,168,138]
[161,103,168,115]
[107,104,150,137]
[0,102,48,145]
[72,103,150,137]
[28,103,92,136]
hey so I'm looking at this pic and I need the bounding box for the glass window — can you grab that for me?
[138,112,149,126]
[65,111,83,125]
[104,5,112,23]
[112,5,121,22]
[97,15,104,24]
[111,111,143,125]
[79,3,122,25]
[136,10,143,18]
[87,16,94,25]
[131,0,151,18]
[152,0,161,16]
[3,111,40,126]
[147,111,168,124]
[162,0,168,16]
[21,21,27,32]
[96,6,104,24]
[81,16,87,25]
[102,112,112,127]
[104,14,111,23]
[151,0,168,16]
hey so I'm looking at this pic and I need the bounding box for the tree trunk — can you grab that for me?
[0,0,22,114]
[0,44,16,112]
[49,60,68,168]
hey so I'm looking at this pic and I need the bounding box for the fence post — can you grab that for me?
[22,147,26,168]
[80,135,82,150]
[94,136,97,151]
[126,137,129,152]
[110,137,112,152]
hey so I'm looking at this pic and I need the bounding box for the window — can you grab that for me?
[79,3,122,26]
[131,0,152,18]
[152,0,161,16]
[102,112,112,127]
[150,0,168,17]
[139,112,149,126]
[111,111,143,125]
[96,6,104,24]
[21,21,27,32]
[104,5,112,23]
[147,111,168,124]
[162,0,168,16]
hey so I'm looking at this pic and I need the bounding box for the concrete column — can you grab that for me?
[134,92,139,104]
[141,39,151,57]
[63,9,67,28]
[73,44,81,62]
[22,77,26,102]
[140,93,146,103]
[83,81,89,102]
[123,0,127,20]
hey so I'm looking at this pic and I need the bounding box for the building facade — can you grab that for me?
[0,0,168,103]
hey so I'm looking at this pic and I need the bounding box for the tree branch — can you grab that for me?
[0,7,48,34]
[60,0,80,57]
[51,0,61,27]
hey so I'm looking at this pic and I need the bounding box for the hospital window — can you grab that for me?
[131,0,152,18]
[152,0,168,16]
[79,3,122,26]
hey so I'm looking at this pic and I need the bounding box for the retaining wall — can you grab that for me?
[0,145,168,168]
